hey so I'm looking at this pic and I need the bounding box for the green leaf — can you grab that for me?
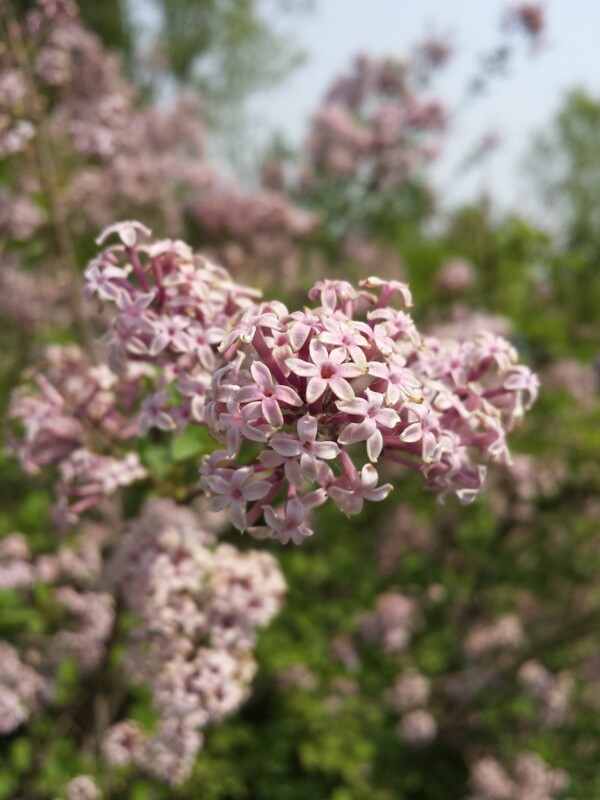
[9,738,32,773]
[171,426,214,462]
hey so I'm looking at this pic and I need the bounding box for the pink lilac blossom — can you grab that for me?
[64,775,102,800]
[0,642,50,735]
[359,592,418,653]
[8,345,148,525]
[0,254,72,330]
[301,50,450,194]
[190,188,317,286]
[397,709,438,746]
[505,4,546,47]
[86,224,538,544]
[464,614,525,658]
[469,752,568,800]
[428,305,512,342]
[0,533,35,590]
[436,258,477,295]
[50,587,115,671]
[541,358,598,411]
[387,669,431,712]
[102,499,285,784]
[518,660,573,727]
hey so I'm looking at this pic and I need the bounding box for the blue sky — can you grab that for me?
[248,0,600,215]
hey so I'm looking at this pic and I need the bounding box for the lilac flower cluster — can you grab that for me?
[8,0,212,237]
[0,523,115,688]
[464,614,525,659]
[0,498,285,789]
[518,660,573,727]
[0,520,109,593]
[102,499,285,784]
[0,49,35,161]
[0,643,50,735]
[2,0,318,332]
[505,4,546,47]
[190,188,317,286]
[303,51,448,191]
[359,592,418,653]
[386,668,437,746]
[51,587,115,671]
[64,775,102,800]
[85,223,538,543]
[8,345,149,525]
[435,258,477,296]
[469,753,568,800]
[0,253,72,329]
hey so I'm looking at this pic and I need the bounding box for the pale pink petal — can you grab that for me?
[284,460,303,487]
[367,361,389,379]
[309,340,329,366]
[289,323,311,351]
[306,376,328,403]
[275,386,303,407]
[260,450,285,468]
[365,483,393,502]
[297,414,317,443]
[328,487,362,516]
[286,358,318,377]
[237,386,262,404]
[251,362,274,393]
[336,397,369,416]
[242,480,271,501]
[400,422,423,443]
[303,488,327,508]
[229,500,247,531]
[376,408,400,428]
[270,437,302,458]
[367,429,383,462]
[338,419,376,445]
[312,441,339,459]
[359,464,379,490]
[149,333,169,356]
[286,498,305,527]
[156,412,175,431]
[263,506,283,532]
[422,432,437,462]
[338,362,367,379]
[209,495,231,512]
[262,397,283,427]
[240,423,268,443]
[300,452,318,481]
[318,332,341,346]
[348,345,367,365]
[328,347,347,366]
[329,376,356,401]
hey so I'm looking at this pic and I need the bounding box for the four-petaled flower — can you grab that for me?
[263,497,322,545]
[329,464,393,516]
[96,220,151,247]
[237,363,303,427]
[269,414,339,481]
[338,389,400,461]
[287,341,365,403]
[205,467,271,531]
[84,261,129,301]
